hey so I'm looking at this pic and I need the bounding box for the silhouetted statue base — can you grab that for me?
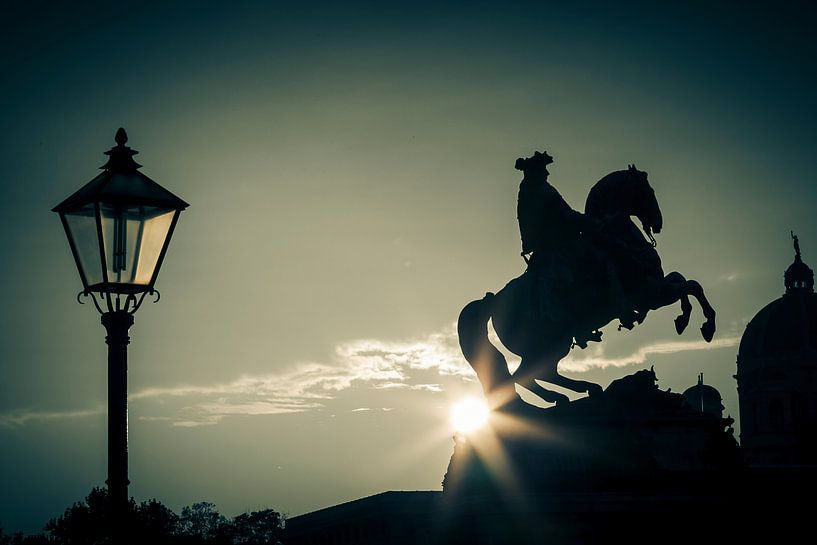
[443,369,739,497]
[436,370,750,544]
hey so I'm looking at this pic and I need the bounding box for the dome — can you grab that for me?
[737,291,817,360]
[738,234,817,363]
[682,373,724,418]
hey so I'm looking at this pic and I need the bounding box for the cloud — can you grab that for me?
[335,329,470,377]
[0,325,741,428]
[374,383,443,392]
[124,326,469,426]
[0,406,104,428]
[559,336,741,372]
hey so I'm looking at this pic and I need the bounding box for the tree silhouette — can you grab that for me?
[0,527,49,545]
[132,499,180,543]
[179,502,227,542]
[46,487,119,544]
[224,510,284,545]
[8,488,285,544]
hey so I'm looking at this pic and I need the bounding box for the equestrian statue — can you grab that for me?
[458,150,716,408]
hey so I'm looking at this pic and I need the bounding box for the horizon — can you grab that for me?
[2,0,817,535]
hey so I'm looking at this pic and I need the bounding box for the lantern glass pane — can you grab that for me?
[64,204,103,286]
[100,204,175,286]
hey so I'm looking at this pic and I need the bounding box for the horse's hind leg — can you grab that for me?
[543,369,603,396]
[458,295,518,408]
[515,352,571,405]
[517,375,570,405]
[520,344,602,397]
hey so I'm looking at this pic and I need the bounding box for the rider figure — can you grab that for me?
[516,151,583,264]
[515,151,602,347]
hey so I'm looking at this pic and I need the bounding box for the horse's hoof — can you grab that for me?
[700,321,715,342]
[587,383,603,397]
[675,314,690,335]
[554,393,571,406]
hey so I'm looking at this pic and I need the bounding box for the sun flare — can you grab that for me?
[450,397,490,434]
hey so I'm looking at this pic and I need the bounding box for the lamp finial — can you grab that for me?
[115,128,128,146]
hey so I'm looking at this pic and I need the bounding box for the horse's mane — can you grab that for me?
[584,169,632,219]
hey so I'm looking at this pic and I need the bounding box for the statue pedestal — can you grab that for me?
[438,370,742,544]
[444,369,739,495]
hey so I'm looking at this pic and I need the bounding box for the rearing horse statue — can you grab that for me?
[458,153,716,408]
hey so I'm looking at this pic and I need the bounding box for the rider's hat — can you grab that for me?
[515,150,553,171]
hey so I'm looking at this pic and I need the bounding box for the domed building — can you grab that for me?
[735,234,817,466]
[683,373,725,418]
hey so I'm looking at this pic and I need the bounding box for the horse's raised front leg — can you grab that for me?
[664,271,693,334]
[675,294,693,334]
[684,279,716,342]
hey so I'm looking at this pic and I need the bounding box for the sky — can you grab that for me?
[1,0,817,534]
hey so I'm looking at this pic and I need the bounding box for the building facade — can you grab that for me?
[736,236,817,465]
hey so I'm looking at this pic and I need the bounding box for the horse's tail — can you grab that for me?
[457,292,517,409]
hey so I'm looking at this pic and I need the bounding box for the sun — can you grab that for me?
[450,397,490,434]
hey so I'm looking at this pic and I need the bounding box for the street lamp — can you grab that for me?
[53,128,188,521]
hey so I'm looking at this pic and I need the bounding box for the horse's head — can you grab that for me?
[626,164,662,240]
[515,150,553,181]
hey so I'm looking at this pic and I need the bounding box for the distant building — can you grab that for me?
[735,236,817,465]
[285,491,441,545]
[682,373,724,418]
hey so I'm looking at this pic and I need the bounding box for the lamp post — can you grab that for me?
[53,128,188,525]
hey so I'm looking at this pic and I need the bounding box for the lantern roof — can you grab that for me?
[784,232,814,294]
[52,128,189,212]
